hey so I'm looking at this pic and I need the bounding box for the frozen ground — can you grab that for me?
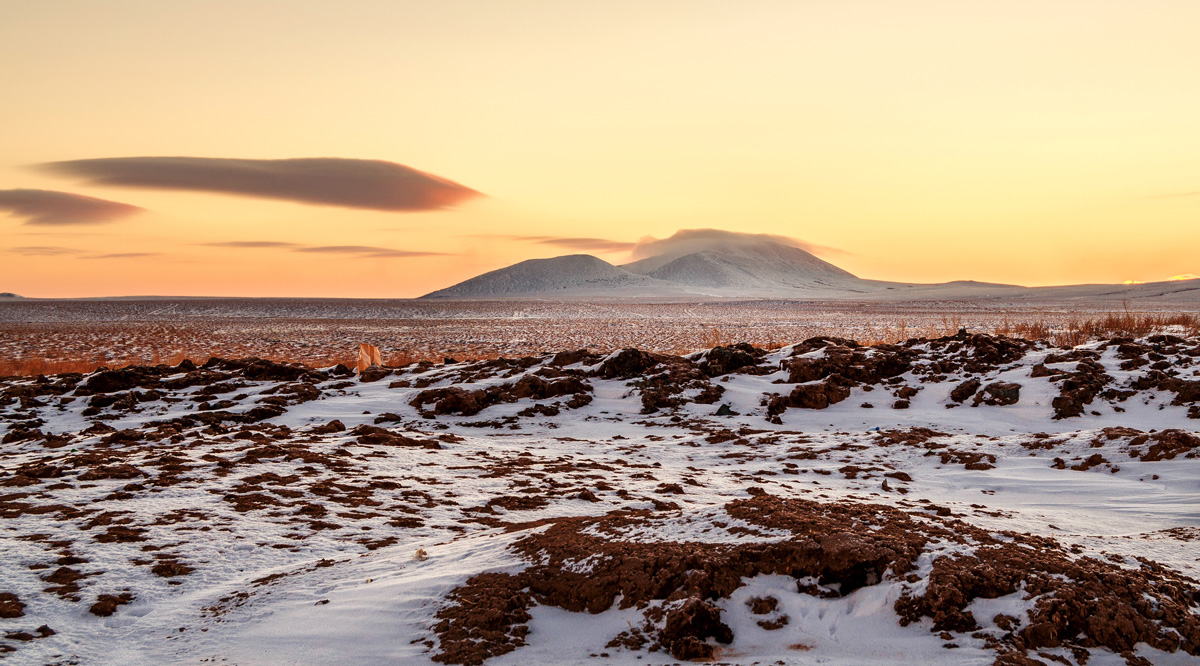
[2,297,1198,365]
[0,332,1198,664]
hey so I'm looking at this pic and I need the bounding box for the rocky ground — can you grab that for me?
[0,331,1198,665]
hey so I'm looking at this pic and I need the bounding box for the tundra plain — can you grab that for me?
[0,298,1198,666]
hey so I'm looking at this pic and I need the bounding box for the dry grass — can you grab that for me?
[0,348,485,378]
[853,316,965,347]
[994,308,1200,347]
[0,351,195,377]
[2,303,1197,377]
[680,310,1198,354]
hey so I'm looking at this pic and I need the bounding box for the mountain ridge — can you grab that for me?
[423,229,877,299]
[420,228,1200,302]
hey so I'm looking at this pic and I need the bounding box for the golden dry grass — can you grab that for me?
[2,307,1196,377]
[994,308,1200,347]
[0,349,479,378]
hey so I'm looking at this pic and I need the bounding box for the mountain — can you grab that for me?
[0,293,23,299]
[423,229,879,299]
[421,254,672,299]
[420,228,1200,303]
[621,230,863,292]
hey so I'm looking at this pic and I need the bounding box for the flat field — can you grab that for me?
[3,297,1197,371]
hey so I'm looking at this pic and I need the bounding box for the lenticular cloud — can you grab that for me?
[0,189,144,226]
[41,157,481,212]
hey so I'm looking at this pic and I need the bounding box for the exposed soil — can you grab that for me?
[431,493,1200,665]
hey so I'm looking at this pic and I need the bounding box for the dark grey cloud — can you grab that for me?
[9,245,79,256]
[294,245,446,259]
[470,234,636,253]
[41,157,481,212]
[201,241,301,248]
[0,189,143,226]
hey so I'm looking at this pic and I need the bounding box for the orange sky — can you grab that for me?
[2,1,1198,298]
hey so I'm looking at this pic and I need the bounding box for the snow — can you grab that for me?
[0,332,1197,664]
[418,228,1200,301]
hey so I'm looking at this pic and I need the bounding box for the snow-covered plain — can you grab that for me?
[1,332,1198,665]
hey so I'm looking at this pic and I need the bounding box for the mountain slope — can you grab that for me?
[623,239,863,292]
[421,229,876,299]
[422,254,671,299]
[419,228,1197,301]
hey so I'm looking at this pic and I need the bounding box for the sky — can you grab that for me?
[2,0,1198,298]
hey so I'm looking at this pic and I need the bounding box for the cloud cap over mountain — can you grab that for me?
[628,229,841,263]
[0,188,144,225]
[40,157,481,212]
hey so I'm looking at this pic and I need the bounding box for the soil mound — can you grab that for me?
[432,494,1199,665]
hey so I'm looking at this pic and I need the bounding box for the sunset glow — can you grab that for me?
[3,1,1198,297]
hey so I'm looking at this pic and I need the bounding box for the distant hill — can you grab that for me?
[421,228,1200,303]
[423,230,878,299]
[422,254,675,299]
[0,293,23,299]
[621,231,863,292]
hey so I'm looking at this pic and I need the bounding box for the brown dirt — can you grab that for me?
[431,493,1200,665]
[433,495,937,664]
[0,592,23,618]
[89,592,134,617]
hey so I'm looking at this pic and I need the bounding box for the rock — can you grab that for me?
[312,419,346,434]
[973,382,1021,406]
[0,592,23,618]
[549,349,601,367]
[786,379,852,410]
[83,366,171,393]
[950,378,981,403]
[595,348,661,379]
[358,366,392,383]
[699,344,764,377]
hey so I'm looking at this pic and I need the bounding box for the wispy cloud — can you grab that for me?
[1147,191,1200,199]
[200,241,301,248]
[200,240,445,258]
[83,252,160,259]
[629,229,846,261]
[0,189,143,226]
[535,237,637,252]
[41,157,481,212]
[294,245,446,258]
[470,234,636,253]
[9,245,79,256]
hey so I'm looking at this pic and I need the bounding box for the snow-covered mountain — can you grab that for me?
[424,229,876,299]
[422,228,1200,302]
[621,229,861,291]
[421,254,670,299]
